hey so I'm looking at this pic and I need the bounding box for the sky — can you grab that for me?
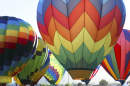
[0,0,130,85]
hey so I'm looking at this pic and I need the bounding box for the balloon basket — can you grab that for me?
[0,76,12,84]
[68,70,92,80]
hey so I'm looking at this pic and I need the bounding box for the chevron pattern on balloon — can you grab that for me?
[37,0,126,71]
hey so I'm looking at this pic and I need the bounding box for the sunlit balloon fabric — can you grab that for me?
[37,0,126,80]
[44,51,65,85]
[14,37,48,85]
[0,16,37,83]
[31,53,50,85]
[101,29,130,85]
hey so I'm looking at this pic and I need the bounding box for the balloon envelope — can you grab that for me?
[44,51,65,85]
[30,53,50,85]
[14,37,48,85]
[37,0,126,80]
[101,29,130,85]
[0,16,37,84]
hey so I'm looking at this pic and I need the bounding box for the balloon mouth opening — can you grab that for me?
[68,70,92,80]
[116,80,125,85]
[0,76,12,84]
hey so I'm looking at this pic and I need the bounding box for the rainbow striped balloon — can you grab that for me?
[101,29,130,85]
[44,51,65,85]
[37,0,126,80]
[0,16,37,84]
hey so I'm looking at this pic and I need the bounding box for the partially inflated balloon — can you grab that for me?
[44,51,65,86]
[0,16,37,84]
[37,0,126,80]
[14,37,48,85]
[30,53,50,85]
[101,29,130,85]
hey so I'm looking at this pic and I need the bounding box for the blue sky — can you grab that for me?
[0,0,130,85]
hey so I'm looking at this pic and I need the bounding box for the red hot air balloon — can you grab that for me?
[101,29,130,85]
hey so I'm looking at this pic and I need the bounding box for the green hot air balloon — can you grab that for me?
[14,37,48,85]
[30,53,50,85]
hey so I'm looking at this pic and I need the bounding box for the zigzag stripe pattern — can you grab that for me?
[101,29,130,83]
[14,37,48,85]
[37,0,126,71]
[44,51,65,85]
[30,54,50,85]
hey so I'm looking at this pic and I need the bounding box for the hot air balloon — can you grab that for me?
[14,37,48,85]
[37,0,126,80]
[101,29,130,85]
[82,65,101,85]
[30,53,50,85]
[44,51,65,86]
[0,16,37,85]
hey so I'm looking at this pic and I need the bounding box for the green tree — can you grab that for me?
[65,83,71,86]
[99,79,108,86]
[77,83,82,86]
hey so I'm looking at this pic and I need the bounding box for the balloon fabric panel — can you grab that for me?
[101,29,130,81]
[30,53,50,85]
[0,16,37,77]
[37,0,126,72]
[44,51,65,85]
[14,37,48,85]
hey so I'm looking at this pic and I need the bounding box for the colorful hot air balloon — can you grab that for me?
[30,53,50,85]
[14,37,48,85]
[44,51,65,86]
[82,65,101,85]
[37,0,126,80]
[0,16,37,84]
[101,29,130,85]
